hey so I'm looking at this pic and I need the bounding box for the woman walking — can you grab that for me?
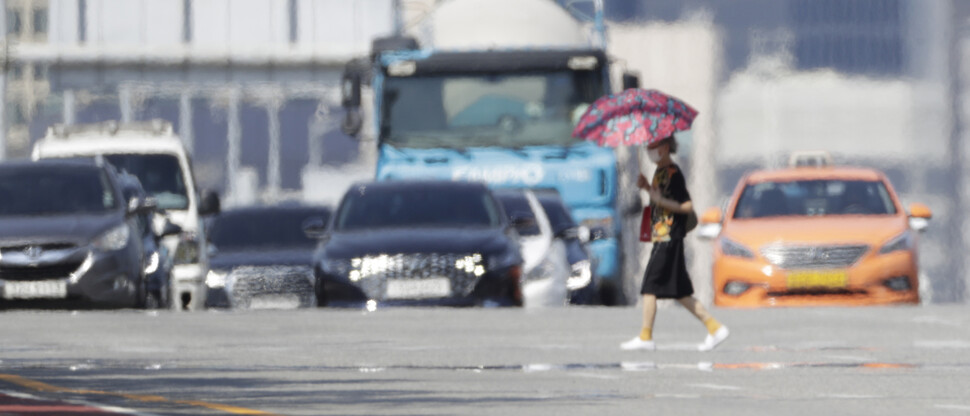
[621,135,729,351]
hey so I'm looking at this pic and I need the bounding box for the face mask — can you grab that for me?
[647,147,662,163]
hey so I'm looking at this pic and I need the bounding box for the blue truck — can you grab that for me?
[338,0,639,304]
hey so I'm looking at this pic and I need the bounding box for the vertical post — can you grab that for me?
[0,0,8,160]
[266,100,282,198]
[179,90,193,154]
[119,85,132,123]
[63,89,76,125]
[226,88,241,204]
[948,0,968,302]
[593,0,606,49]
[308,100,328,167]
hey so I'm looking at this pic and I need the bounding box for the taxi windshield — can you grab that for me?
[733,179,897,219]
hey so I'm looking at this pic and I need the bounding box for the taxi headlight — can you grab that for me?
[720,238,754,259]
[93,224,130,251]
[879,231,913,255]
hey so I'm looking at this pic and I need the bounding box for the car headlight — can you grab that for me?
[144,251,160,275]
[524,255,558,282]
[720,238,754,259]
[879,231,913,254]
[319,258,353,279]
[205,269,228,288]
[567,260,592,291]
[93,224,130,251]
[174,236,200,265]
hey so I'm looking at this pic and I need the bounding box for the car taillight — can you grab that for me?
[509,265,523,305]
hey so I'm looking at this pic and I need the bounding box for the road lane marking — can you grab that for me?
[688,383,742,391]
[0,373,278,415]
[935,404,970,412]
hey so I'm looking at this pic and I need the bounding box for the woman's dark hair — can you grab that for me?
[662,135,678,154]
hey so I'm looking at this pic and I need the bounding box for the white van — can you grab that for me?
[32,120,220,310]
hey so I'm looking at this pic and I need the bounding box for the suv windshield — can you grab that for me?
[382,70,604,148]
[733,180,897,219]
[335,186,502,231]
[210,209,328,250]
[103,154,188,210]
[0,166,117,216]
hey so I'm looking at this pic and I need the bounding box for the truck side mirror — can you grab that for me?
[302,216,328,239]
[622,72,640,90]
[199,189,221,216]
[342,109,363,137]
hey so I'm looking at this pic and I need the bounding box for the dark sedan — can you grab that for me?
[0,160,150,308]
[205,205,330,309]
[313,180,523,308]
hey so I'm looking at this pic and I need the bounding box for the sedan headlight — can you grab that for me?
[567,260,592,291]
[720,238,754,259]
[879,231,913,255]
[205,269,228,288]
[319,258,353,279]
[144,251,160,275]
[93,224,130,251]
[487,250,520,271]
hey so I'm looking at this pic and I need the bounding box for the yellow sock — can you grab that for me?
[639,328,653,341]
[704,318,722,335]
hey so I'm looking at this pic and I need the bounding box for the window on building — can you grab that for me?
[790,0,903,75]
[32,7,47,35]
[6,8,22,35]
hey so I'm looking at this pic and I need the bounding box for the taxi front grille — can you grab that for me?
[760,244,869,270]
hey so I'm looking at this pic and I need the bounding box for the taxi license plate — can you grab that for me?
[386,278,451,299]
[786,270,848,289]
[3,280,68,299]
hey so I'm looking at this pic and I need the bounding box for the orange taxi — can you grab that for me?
[699,158,932,307]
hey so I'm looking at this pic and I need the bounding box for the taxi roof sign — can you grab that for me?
[789,151,833,168]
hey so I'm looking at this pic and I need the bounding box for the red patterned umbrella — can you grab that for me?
[572,88,698,147]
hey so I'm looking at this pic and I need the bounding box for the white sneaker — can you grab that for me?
[620,337,656,351]
[698,326,730,351]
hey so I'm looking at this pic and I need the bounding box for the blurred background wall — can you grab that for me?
[1,0,968,303]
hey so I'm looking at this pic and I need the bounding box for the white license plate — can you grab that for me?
[248,294,301,310]
[3,280,68,299]
[386,278,452,299]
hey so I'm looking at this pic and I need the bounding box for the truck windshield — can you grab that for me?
[103,154,189,210]
[381,70,604,148]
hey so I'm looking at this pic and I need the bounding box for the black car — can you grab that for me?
[313,180,523,307]
[205,205,330,309]
[0,160,153,308]
[534,189,601,305]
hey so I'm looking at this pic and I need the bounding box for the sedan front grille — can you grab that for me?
[0,263,83,281]
[228,266,315,308]
[350,253,485,300]
[760,244,869,270]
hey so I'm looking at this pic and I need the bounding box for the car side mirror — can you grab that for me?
[697,207,723,240]
[127,196,157,215]
[908,203,932,232]
[510,214,537,233]
[198,189,221,216]
[302,216,328,239]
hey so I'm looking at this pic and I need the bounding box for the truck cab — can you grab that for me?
[32,120,220,310]
[341,0,636,303]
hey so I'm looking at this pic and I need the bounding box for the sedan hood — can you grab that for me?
[722,215,909,250]
[210,248,315,271]
[0,214,123,246]
[323,228,514,258]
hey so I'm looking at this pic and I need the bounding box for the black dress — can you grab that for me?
[640,164,694,298]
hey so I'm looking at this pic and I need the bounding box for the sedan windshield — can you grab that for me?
[733,180,897,219]
[0,167,117,216]
[209,209,329,250]
[335,186,502,231]
[103,154,188,210]
[381,70,604,148]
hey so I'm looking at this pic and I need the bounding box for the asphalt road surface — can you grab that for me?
[2,303,970,415]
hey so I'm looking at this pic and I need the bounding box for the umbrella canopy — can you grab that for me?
[572,88,698,147]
